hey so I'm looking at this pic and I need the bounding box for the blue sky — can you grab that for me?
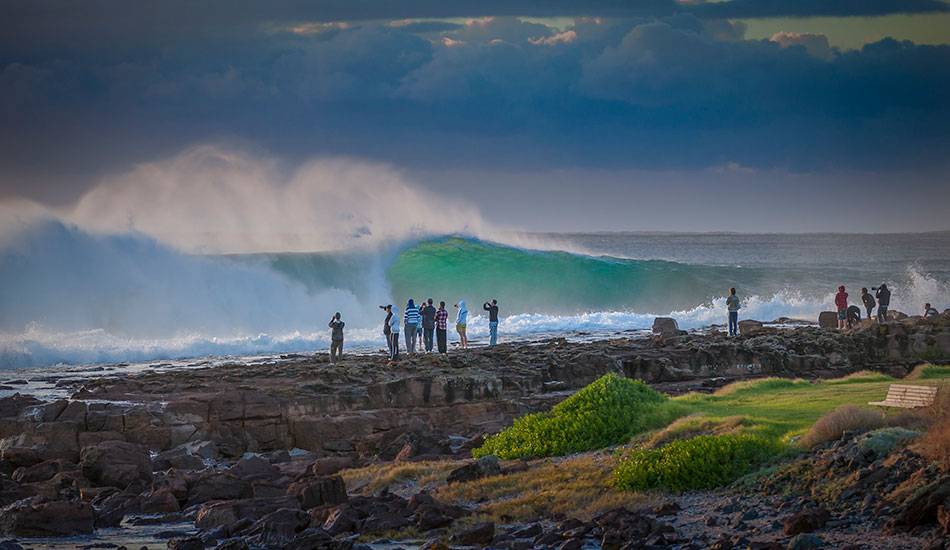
[1,1,948,232]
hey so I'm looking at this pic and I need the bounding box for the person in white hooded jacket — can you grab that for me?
[388,305,400,361]
[454,300,468,349]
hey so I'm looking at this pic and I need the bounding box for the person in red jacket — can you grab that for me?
[834,285,849,331]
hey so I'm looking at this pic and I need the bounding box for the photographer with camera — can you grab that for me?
[873,284,890,323]
[484,299,499,346]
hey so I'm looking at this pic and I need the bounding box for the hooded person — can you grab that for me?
[455,300,468,349]
[834,285,849,330]
[388,305,400,361]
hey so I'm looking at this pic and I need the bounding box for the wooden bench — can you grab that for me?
[868,384,937,413]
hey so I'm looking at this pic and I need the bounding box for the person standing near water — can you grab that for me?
[835,286,849,331]
[874,284,891,323]
[436,301,448,355]
[726,288,740,337]
[455,300,468,349]
[483,299,499,346]
[861,288,875,320]
[380,305,393,355]
[328,312,345,363]
[417,302,424,350]
[925,303,940,317]
[421,299,436,353]
[405,299,420,354]
[389,305,400,361]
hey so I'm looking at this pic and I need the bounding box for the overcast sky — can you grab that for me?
[2,0,949,233]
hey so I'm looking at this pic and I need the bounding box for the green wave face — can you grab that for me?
[387,238,762,315]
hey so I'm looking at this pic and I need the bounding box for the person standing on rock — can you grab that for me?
[483,299,500,345]
[421,298,437,353]
[861,288,875,320]
[874,284,891,323]
[924,303,940,317]
[389,305,400,361]
[405,299,420,354]
[380,304,393,355]
[455,300,468,349]
[834,286,849,331]
[417,302,425,351]
[436,301,449,355]
[726,288,740,337]
[328,312,345,363]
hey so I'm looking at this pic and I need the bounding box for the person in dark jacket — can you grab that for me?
[435,301,449,355]
[404,299,420,354]
[483,299,499,345]
[874,284,891,323]
[328,312,345,363]
[860,288,875,320]
[421,299,437,353]
[380,305,393,355]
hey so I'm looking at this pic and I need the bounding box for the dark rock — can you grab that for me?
[81,441,152,489]
[891,478,950,532]
[242,508,311,546]
[0,543,23,550]
[166,537,204,550]
[651,501,681,517]
[152,448,205,471]
[0,500,95,537]
[360,511,411,533]
[229,456,279,480]
[140,488,181,514]
[418,541,450,550]
[450,522,495,546]
[322,505,360,535]
[287,476,347,510]
[783,508,830,536]
[194,497,297,529]
[310,455,360,476]
[11,458,78,483]
[510,523,542,539]
[187,473,249,506]
[282,528,337,550]
[447,455,502,484]
[786,533,823,550]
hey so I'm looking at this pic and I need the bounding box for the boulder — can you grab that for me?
[187,472,249,505]
[153,447,205,471]
[194,497,297,529]
[242,508,311,546]
[229,455,280,480]
[80,440,152,489]
[360,511,411,533]
[321,505,359,535]
[0,500,94,537]
[783,508,830,536]
[139,488,181,514]
[447,455,502,484]
[652,318,684,345]
[310,454,360,476]
[11,458,78,483]
[287,476,348,510]
[166,537,205,550]
[738,320,765,336]
[818,311,838,329]
[787,533,823,550]
[450,521,495,546]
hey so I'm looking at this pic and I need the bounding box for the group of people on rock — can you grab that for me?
[834,284,892,330]
[327,298,501,363]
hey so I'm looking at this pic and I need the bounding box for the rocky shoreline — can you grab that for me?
[0,315,948,549]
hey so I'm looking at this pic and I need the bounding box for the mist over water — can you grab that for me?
[1,147,948,370]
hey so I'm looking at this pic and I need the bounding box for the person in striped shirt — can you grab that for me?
[435,301,449,356]
[404,299,420,354]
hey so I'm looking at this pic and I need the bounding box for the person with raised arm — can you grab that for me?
[328,312,345,363]
[483,299,499,346]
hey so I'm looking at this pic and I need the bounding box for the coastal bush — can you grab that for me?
[612,434,780,492]
[907,364,950,379]
[642,414,753,450]
[921,421,950,472]
[473,374,683,459]
[858,427,921,456]
[798,405,884,449]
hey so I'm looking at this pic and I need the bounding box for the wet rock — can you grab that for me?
[450,521,495,546]
[321,505,360,535]
[81,441,152,489]
[446,454,502,484]
[153,448,205,471]
[140,488,181,514]
[359,511,411,533]
[0,500,95,537]
[165,537,204,550]
[783,508,830,536]
[187,472,249,505]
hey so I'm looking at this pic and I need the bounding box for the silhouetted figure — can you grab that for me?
[726,288,740,337]
[483,299,499,345]
[861,288,875,320]
[328,312,345,363]
[874,284,890,323]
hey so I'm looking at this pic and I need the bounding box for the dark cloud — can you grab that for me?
[690,0,949,19]
[0,14,948,203]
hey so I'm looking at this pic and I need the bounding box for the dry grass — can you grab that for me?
[339,459,460,495]
[919,421,950,472]
[434,453,655,522]
[798,405,885,449]
[338,452,655,524]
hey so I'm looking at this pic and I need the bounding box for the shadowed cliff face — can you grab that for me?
[1,315,948,462]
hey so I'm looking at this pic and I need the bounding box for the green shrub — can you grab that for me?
[858,427,921,456]
[473,374,683,459]
[910,364,950,379]
[612,434,780,492]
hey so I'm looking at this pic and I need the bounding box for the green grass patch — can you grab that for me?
[613,434,781,491]
[908,364,950,379]
[473,374,687,459]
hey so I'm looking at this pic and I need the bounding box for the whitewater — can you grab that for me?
[1,147,948,370]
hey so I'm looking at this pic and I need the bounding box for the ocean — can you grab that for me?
[1,223,948,371]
